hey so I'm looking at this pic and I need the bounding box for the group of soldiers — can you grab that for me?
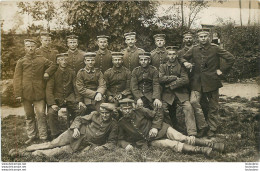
[10,28,235,158]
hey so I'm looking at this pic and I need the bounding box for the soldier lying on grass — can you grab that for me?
[9,103,118,157]
[117,98,225,157]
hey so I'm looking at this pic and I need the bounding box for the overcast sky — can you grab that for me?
[0,0,259,32]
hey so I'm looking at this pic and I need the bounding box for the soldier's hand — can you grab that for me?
[43,73,49,80]
[115,93,122,100]
[78,102,86,109]
[51,105,60,111]
[125,144,134,151]
[137,99,143,107]
[16,97,22,103]
[216,69,223,76]
[94,93,102,101]
[94,146,105,151]
[149,128,158,138]
[108,96,115,103]
[153,99,162,109]
[183,62,192,69]
[72,128,80,139]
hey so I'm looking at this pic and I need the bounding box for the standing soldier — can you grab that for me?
[179,28,235,137]
[130,52,162,111]
[159,46,197,136]
[178,31,194,58]
[95,35,113,73]
[150,34,168,70]
[45,34,85,78]
[122,32,145,71]
[36,31,58,63]
[76,52,106,114]
[104,52,132,105]
[46,53,86,139]
[13,39,53,144]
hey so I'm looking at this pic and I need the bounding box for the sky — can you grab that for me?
[0,0,259,33]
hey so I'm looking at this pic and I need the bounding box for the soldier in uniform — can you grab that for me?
[45,34,85,78]
[9,103,118,157]
[46,53,86,139]
[36,31,58,63]
[76,52,106,114]
[95,35,113,73]
[178,31,194,58]
[104,52,132,105]
[159,46,197,136]
[130,52,162,110]
[179,28,235,137]
[122,32,145,71]
[13,39,53,144]
[150,34,168,70]
[117,98,224,157]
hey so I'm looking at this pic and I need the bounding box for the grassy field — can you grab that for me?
[1,96,259,162]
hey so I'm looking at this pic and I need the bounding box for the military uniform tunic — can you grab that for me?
[122,46,145,71]
[36,46,58,63]
[95,49,113,73]
[150,47,168,70]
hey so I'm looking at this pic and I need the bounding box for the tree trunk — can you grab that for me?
[239,0,242,26]
[181,0,184,28]
[248,0,251,25]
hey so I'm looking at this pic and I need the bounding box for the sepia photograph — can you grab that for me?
[0,0,259,168]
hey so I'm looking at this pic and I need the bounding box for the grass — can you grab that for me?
[1,96,259,162]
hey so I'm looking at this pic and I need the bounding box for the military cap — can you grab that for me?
[100,103,116,111]
[24,39,37,45]
[183,31,193,37]
[83,52,96,58]
[40,31,53,37]
[118,98,135,107]
[166,46,179,52]
[124,32,136,38]
[139,52,151,59]
[197,28,210,35]
[56,53,68,60]
[66,34,78,40]
[111,52,124,58]
[153,34,166,40]
[97,35,109,40]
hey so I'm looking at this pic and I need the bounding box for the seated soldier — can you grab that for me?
[159,46,197,136]
[104,52,132,105]
[9,103,118,157]
[46,53,86,139]
[76,52,106,114]
[117,98,224,157]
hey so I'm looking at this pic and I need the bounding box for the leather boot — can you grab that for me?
[182,144,213,157]
[195,138,225,153]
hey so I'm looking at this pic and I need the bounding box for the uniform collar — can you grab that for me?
[167,60,177,67]
[84,67,95,73]
[97,49,108,55]
[40,46,51,52]
[183,45,191,51]
[199,42,210,50]
[25,53,36,59]
[112,66,123,73]
[140,66,149,73]
[127,46,137,52]
[155,47,166,53]
[68,49,79,55]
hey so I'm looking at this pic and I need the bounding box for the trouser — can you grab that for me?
[142,96,164,121]
[47,102,86,136]
[190,90,219,131]
[23,99,47,140]
[150,126,196,152]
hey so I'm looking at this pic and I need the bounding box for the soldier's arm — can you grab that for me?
[97,71,106,95]
[69,111,96,130]
[152,69,161,100]
[138,107,156,119]
[72,71,83,102]
[76,71,97,99]
[45,62,58,78]
[217,46,235,74]
[121,69,132,96]
[159,64,178,84]
[168,66,189,90]
[103,70,113,97]
[46,76,56,105]
[13,60,23,98]
[101,121,118,150]
[130,69,144,100]
[178,48,193,64]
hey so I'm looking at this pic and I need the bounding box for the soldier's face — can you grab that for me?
[155,38,165,48]
[139,58,150,68]
[125,36,136,47]
[183,35,193,46]
[100,109,111,121]
[120,105,133,118]
[40,36,51,47]
[198,33,210,45]
[112,57,123,68]
[57,57,68,68]
[167,51,177,62]
[25,42,36,55]
[67,39,78,50]
[97,39,108,50]
[84,58,95,68]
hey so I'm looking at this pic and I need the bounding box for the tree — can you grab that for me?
[239,0,242,26]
